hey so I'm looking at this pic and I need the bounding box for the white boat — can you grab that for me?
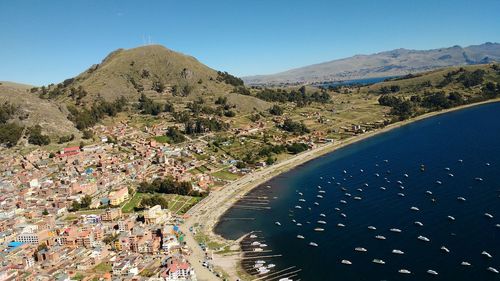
[475,177,483,181]
[390,228,402,233]
[372,259,385,265]
[427,270,438,275]
[309,242,318,247]
[275,222,281,226]
[461,261,472,266]
[447,216,456,221]
[292,219,296,223]
[396,180,403,185]
[384,159,389,163]
[375,235,386,240]
[298,199,306,202]
[458,159,463,162]
[398,193,405,197]
[267,264,276,268]
[296,235,304,239]
[295,205,302,209]
[487,267,499,274]
[340,213,347,218]
[444,167,451,171]
[314,202,320,206]
[317,220,327,225]
[254,248,263,252]
[255,260,265,264]
[345,193,351,197]
[341,259,352,265]
[250,234,257,239]
[278,278,292,281]
[425,190,433,195]
[448,173,454,177]
[379,187,386,190]
[337,223,345,227]
[364,183,369,187]
[251,242,261,246]
[496,224,500,228]
[296,223,302,226]
[318,190,326,194]
[417,235,430,242]
[436,180,442,185]
[334,207,340,211]
[316,195,323,198]
[360,169,364,173]
[457,197,466,202]
[320,213,326,217]
[354,196,362,200]
[343,170,347,174]
[404,173,409,178]
[392,249,405,255]
[314,228,324,232]
[484,213,494,219]
[399,269,411,274]
[375,173,380,177]
[368,226,377,230]
[260,244,268,247]
[486,162,491,166]
[258,267,270,274]
[414,221,424,227]
[355,247,367,252]
[410,206,420,211]
[482,251,492,258]
[298,192,303,196]
[441,246,450,253]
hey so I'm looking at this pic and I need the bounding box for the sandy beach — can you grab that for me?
[181,98,500,281]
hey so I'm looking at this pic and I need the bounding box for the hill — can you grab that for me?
[243,42,500,85]
[0,82,79,137]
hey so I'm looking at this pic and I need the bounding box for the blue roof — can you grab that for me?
[7,241,24,251]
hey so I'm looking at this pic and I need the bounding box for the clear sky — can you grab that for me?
[1,0,500,86]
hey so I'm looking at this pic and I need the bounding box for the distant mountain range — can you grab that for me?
[243,42,500,85]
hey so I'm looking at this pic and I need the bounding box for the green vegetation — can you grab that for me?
[138,176,203,196]
[269,104,284,116]
[70,195,93,211]
[280,118,310,134]
[27,125,51,146]
[68,97,127,130]
[165,126,186,144]
[0,102,23,147]
[286,142,309,154]
[185,118,229,135]
[256,86,331,106]
[140,194,169,209]
[217,71,244,86]
[58,134,75,144]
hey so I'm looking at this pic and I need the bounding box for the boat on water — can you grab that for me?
[441,246,450,253]
[344,193,352,197]
[255,260,265,264]
[334,207,340,211]
[458,159,463,163]
[309,242,318,247]
[404,173,409,178]
[340,213,347,218]
[414,221,424,227]
[298,192,303,196]
[475,177,484,181]
[357,188,363,192]
[368,226,377,230]
[295,205,302,209]
[436,180,442,185]
[251,241,260,246]
[296,235,304,239]
[484,213,494,219]
[260,244,268,247]
[267,264,275,269]
[254,248,263,252]
[482,251,492,258]
[392,249,405,255]
[445,167,451,171]
[316,195,323,198]
[426,190,433,195]
[486,162,491,166]
[257,267,270,274]
[390,228,402,233]
[275,222,281,226]
[447,216,456,221]
[298,199,306,202]
[375,235,386,240]
[427,270,438,275]
[317,220,327,225]
[355,247,367,252]
[410,206,420,211]
[379,186,386,190]
[249,234,257,239]
[314,228,325,232]
[487,267,499,274]
[337,223,345,227]
[396,180,403,185]
[461,261,472,266]
[354,196,362,200]
[448,173,454,177]
[372,259,385,265]
[296,223,302,226]
[399,269,411,274]
[375,173,380,177]
[496,224,500,228]
[418,235,430,242]
[398,193,405,197]
[318,190,326,194]
[319,213,326,217]
[457,197,466,202]
[314,202,320,206]
[341,259,352,265]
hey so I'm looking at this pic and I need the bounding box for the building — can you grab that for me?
[101,208,122,221]
[108,187,129,206]
[144,205,170,225]
[163,259,197,281]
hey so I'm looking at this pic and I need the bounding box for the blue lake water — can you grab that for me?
[215,102,500,281]
[315,76,399,87]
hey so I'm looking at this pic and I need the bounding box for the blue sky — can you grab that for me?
[1,0,500,86]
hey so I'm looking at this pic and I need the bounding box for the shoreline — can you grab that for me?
[183,98,500,281]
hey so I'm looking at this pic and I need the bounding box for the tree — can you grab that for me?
[281,118,310,134]
[28,125,50,146]
[0,123,23,147]
[81,195,92,208]
[42,209,49,215]
[165,126,186,144]
[269,105,284,116]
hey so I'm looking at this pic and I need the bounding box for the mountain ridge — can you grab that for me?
[243,42,500,85]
